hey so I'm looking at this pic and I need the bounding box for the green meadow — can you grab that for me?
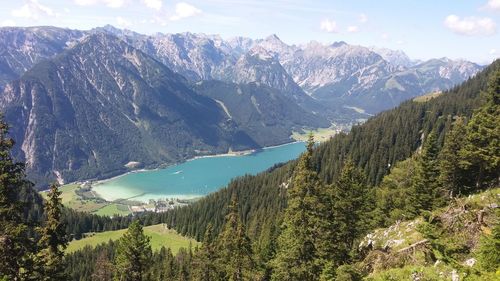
[66,224,199,254]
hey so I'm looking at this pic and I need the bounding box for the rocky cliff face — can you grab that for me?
[0,26,84,89]
[260,40,483,113]
[123,31,483,113]
[132,32,236,82]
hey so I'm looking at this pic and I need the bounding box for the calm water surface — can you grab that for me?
[93,142,305,202]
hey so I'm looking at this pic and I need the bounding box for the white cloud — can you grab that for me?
[143,0,162,10]
[0,20,16,27]
[381,33,389,40]
[484,0,500,11]
[170,2,202,21]
[74,0,97,5]
[74,0,125,8]
[396,40,405,45]
[12,0,55,20]
[359,13,368,23]
[444,15,496,36]
[74,0,99,6]
[152,15,168,26]
[490,48,497,54]
[106,0,125,7]
[347,25,359,33]
[320,19,338,33]
[116,16,132,27]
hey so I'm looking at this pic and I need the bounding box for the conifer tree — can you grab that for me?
[114,220,152,281]
[160,247,177,280]
[460,70,500,189]
[0,118,34,280]
[407,132,440,214]
[439,117,470,196]
[176,247,192,281]
[216,194,255,281]
[375,157,417,225]
[329,159,373,264]
[271,135,331,281]
[36,183,68,281]
[192,223,218,281]
[92,251,113,281]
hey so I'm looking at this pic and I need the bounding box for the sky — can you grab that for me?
[0,0,499,64]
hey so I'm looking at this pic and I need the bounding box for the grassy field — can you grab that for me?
[66,224,199,254]
[93,203,131,216]
[291,126,339,142]
[413,91,442,102]
[42,184,132,216]
[42,184,80,206]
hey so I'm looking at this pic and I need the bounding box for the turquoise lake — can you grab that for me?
[93,142,306,202]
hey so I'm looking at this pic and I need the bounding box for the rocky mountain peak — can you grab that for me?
[369,47,414,68]
[256,34,295,59]
[262,34,286,47]
[331,41,348,48]
[246,45,278,61]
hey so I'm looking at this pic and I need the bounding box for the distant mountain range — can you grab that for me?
[0,25,485,186]
[1,26,483,113]
[97,27,482,113]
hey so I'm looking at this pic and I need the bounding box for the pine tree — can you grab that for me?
[160,247,177,280]
[375,157,418,225]
[460,70,500,189]
[329,159,373,264]
[92,251,113,281]
[259,222,279,280]
[35,183,68,280]
[407,132,440,214]
[439,117,470,196]
[114,220,152,281]
[0,118,35,280]
[216,194,256,281]
[271,135,331,281]
[192,223,218,281]
[175,247,192,281]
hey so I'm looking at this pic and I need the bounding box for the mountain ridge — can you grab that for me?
[0,25,484,115]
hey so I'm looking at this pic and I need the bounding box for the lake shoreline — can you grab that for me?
[90,140,305,202]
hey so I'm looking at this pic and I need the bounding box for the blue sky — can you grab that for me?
[0,0,499,63]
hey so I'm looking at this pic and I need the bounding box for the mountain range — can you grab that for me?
[100,27,482,113]
[0,26,483,113]
[0,25,484,186]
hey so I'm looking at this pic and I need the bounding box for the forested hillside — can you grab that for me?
[194,80,329,145]
[159,59,499,242]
